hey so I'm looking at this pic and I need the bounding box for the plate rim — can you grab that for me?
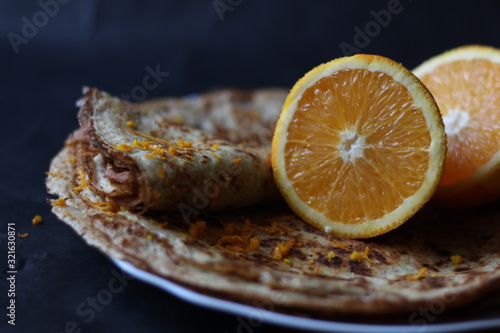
[112,258,500,333]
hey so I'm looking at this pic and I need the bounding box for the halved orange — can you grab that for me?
[272,54,446,238]
[413,45,500,208]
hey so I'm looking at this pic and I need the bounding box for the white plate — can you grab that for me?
[113,259,500,333]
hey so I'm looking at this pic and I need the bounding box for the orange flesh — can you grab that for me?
[419,59,500,186]
[285,69,431,224]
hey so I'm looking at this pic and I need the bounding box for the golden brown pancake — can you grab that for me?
[46,88,500,318]
[76,87,286,212]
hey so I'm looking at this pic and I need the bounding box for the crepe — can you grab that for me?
[46,88,500,317]
[75,87,286,212]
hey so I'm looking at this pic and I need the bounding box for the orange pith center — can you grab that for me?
[419,59,500,186]
[285,69,431,224]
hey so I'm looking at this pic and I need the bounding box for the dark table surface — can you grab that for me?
[1,1,500,332]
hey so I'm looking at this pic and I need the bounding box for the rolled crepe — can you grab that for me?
[73,87,287,213]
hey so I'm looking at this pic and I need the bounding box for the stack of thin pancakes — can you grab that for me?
[47,87,500,318]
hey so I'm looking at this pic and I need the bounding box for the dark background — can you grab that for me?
[1,0,499,332]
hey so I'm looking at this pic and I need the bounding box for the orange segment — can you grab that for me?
[414,45,500,207]
[272,55,446,238]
